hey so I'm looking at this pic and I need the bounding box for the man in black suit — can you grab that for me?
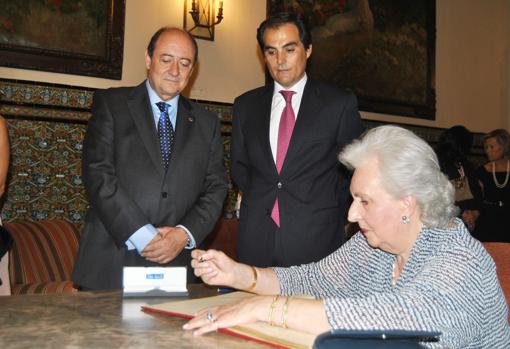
[231,13,364,267]
[72,27,228,290]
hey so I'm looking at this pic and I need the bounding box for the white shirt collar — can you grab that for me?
[273,73,307,97]
[145,79,179,110]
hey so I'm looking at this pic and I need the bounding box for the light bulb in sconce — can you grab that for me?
[217,1,223,18]
[185,0,224,41]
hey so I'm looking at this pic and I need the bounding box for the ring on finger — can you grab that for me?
[206,311,214,322]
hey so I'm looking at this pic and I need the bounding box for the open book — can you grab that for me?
[142,291,317,349]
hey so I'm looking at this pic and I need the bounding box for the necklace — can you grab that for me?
[391,261,398,287]
[492,159,510,189]
[391,256,407,287]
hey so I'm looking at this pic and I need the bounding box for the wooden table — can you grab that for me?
[0,284,270,349]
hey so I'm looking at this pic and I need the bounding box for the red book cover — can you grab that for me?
[142,292,316,349]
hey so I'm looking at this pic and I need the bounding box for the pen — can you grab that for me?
[218,287,235,294]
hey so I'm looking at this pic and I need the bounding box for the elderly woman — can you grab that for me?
[474,129,510,242]
[184,126,510,348]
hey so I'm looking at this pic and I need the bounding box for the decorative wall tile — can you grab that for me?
[0,80,238,226]
[3,119,87,226]
[0,79,486,227]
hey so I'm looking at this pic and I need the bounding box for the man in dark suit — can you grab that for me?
[231,13,364,267]
[72,27,228,290]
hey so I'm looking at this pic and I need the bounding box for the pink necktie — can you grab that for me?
[271,90,296,227]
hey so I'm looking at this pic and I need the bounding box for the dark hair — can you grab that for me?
[484,128,510,157]
[436,125,473,170]
[256,12,312,50]
[146,27,198,63]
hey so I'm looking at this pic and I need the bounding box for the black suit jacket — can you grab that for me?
[231,79,364,267]
[72,82,228,290]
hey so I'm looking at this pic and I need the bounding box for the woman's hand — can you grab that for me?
[182,295,271,335]
[191,249,244,288]
[192,249,280,294]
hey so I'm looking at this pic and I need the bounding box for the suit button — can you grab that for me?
[277,182,282,189]
[266,209,271,215]
[162,192,168,198]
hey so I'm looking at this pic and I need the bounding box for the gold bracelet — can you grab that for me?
[268,295,280,326]
[281,297,290,328]
[245,266,258,292]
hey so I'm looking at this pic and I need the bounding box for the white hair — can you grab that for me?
[339,125,458,228]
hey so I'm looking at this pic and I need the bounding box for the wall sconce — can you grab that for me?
[183,0,224,41]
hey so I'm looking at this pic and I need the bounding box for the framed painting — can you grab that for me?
[267,0,436,119]
[0,0,125,80]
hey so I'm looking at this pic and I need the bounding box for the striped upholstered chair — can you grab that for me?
[483,242,510,321]
[4,220,80,295]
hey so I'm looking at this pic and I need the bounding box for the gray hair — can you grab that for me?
[484,128,510,158]
[339,125,458,228]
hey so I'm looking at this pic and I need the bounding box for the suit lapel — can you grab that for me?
[281,80,323,174]
[127,83,164,177]
[167,97,195,177]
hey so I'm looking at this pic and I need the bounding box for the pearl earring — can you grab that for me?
[402,216,410,224]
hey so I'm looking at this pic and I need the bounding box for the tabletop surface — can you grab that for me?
[0,284,270,349]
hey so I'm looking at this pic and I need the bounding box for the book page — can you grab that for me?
[143,292,316,349]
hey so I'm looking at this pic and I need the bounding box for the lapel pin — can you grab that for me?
[187,116,195,123]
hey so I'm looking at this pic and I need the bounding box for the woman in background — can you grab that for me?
[0,116,8,200]
[0,115,10,296]
[185,126,509,349]
[474,129,510,242]
[435,125,482,232]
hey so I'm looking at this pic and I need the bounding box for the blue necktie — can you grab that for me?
[156,102,175,170]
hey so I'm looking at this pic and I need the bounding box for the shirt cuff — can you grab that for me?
[125,239,136,250]
[125,224,158,254]
[177,224,196,249]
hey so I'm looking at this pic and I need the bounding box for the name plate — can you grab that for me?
[122,266,188,297]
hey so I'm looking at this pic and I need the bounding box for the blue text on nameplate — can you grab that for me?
[146,273,164,279]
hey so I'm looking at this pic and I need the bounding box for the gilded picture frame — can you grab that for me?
[0,0,125,80]
[267,0,436,119]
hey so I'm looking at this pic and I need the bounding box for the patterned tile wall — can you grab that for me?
[0,79,237,227]
[0,79,486,226]
[4,119,87,224]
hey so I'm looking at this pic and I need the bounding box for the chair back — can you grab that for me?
[482,242,510,314]
[5,220,80,294]
[202,218,238,260]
